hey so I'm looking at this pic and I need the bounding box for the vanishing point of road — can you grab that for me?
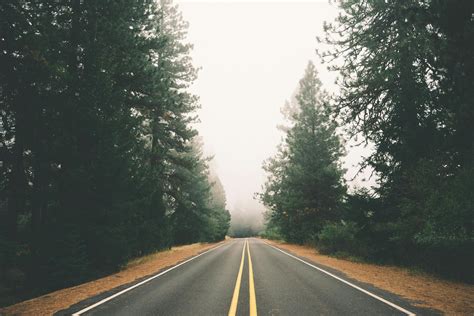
[65,239,429,316]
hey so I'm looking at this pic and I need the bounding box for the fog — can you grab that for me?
[178,0,371,231]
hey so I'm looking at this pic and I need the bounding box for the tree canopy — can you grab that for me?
[260,61,346,243]
[0,0,229,306]
[262,0,473,282]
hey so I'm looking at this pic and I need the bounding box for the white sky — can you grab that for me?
[177,1,370,215]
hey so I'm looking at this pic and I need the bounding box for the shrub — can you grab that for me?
[260,226,284,241]
[317,221,360,255]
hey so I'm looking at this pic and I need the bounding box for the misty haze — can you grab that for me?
[1,0,472,315]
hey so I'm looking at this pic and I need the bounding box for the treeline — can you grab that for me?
[228,209,264,238]
[260,0,473,282]
[0,0,229,306]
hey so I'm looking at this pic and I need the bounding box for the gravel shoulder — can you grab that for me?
[0,241,224,316]
[264,239,474,315]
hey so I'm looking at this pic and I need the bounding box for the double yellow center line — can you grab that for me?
[228,239,257,316]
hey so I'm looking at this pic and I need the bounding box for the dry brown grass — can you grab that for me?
[0,241,224,316]
[264,239,474,315]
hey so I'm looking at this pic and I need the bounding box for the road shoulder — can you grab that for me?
[263,239,474,315]
[0,241,226,316]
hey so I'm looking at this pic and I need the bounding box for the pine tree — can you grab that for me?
[261,61,346,243]
[0,0,231,303]
[320,0,474,278]
[207,163,231,241]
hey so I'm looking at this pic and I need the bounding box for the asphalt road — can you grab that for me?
[66,239,430,316]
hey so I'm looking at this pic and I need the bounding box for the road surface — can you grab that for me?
[65,239,429,316]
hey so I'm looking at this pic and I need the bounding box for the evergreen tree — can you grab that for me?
[0,0,230,305]
[170,136,230,244]
[261,61,346,243]
[320,0,473,278]
[207,163,231,241]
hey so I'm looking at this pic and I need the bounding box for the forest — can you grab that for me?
[1,0,473,309]
[0,0,230,306]
[260,0,473,282]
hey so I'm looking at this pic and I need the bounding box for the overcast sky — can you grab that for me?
[177,0,369,215]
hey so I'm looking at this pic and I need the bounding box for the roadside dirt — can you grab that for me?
[264,239,474,315]
[0,241,224,316]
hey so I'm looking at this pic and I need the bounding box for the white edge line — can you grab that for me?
[263,241,416,316]
[72,242,227,315]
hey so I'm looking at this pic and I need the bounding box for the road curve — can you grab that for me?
[63,239,433,316]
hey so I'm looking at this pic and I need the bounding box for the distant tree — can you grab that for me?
[170,136,230,244]
[260,61,346,243]
[207,166,231,241]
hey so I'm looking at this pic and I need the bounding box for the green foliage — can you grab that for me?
[228,207,263,238]
[207,172,232,241]
[260,61,346,244]
[0,0,230,305]
[261,0,473,282]
[169,137,230,244]
[317,221,359,256]
[37,226,90,290]
[259,223,284,241]
[411,162,473,249]
[316,0,474,281]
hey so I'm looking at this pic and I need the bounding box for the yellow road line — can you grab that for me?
[228,240,247,316]
[247,240,258,316]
